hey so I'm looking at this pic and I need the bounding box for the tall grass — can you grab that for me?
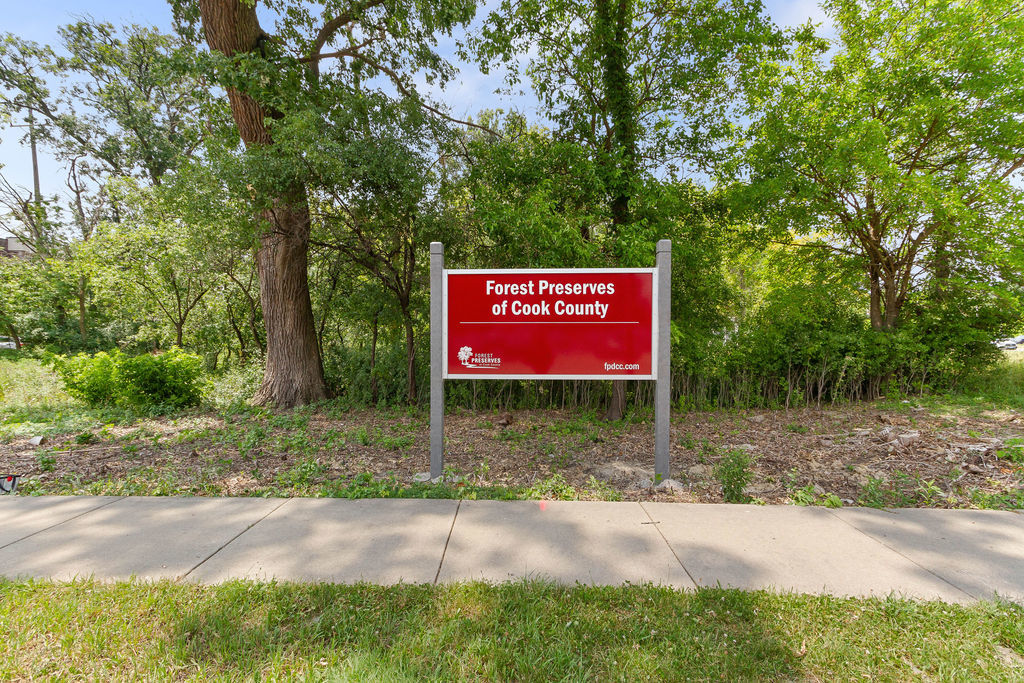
[957,350,1024,410]
[0,357,70,407]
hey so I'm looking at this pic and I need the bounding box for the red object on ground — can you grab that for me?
[444,270,656,379]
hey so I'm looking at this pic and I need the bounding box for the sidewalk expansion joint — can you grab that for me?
[0,496,125,552]
[179,498,291,582]
[824,508,977,602]
[434,499,461,586]
[638,502,698,590]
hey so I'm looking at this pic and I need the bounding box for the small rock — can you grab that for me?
[655,478,686,494]
[496,413,514,427]
[687,464,711,477]
[897,431,920,447]
[852,429,872,438]
[430,475,444,484]
[28,436,46,447]
[743,483,774,496]
[820,438,834,447]
[635,477,654,489]
[747,414,766,424]
[965,464,985,474]
[732,443,756,452]
[812,484,826,496]
[413,472,431,483]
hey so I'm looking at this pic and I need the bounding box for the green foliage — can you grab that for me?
[857,473,947,509]
[996,439,1024,465]
[524,473,578,501]
[47,348,204,409]
[790,486,842,509]
[714,449,754,503]
[36,450,56,473]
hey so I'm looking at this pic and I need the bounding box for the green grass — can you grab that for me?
[0,357,69,407]
[0,580,1021,681]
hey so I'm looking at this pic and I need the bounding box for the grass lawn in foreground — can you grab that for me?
[1,580,1022,680]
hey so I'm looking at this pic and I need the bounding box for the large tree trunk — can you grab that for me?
[198,0,327,408]
[252,201,328,406]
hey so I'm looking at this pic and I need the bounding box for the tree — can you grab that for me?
[473,0,782,418]
[733,0,1024,332]
[174,0,479,407]
[0,22,212,346]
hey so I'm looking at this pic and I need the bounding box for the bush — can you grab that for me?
[714,449,754,503]
[47,348,204,409]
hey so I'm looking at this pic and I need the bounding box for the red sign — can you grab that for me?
[444,269,656,379]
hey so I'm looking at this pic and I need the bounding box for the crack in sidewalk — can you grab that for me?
[824,508,976,602]
[434,499,461,585]
[179,498,291,582]
[0,496,124,552]
[639,501,698,590]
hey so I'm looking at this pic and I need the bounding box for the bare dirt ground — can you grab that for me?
[3,402,1023,506]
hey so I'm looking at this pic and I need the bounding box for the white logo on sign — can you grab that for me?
[457,345,501,369]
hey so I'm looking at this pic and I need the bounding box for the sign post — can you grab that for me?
[430,242,445,479]
[655,239,671,481]
[429,241,671,481]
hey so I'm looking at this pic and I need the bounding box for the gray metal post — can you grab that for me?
[430,242,445,479]
[655,239,672,482]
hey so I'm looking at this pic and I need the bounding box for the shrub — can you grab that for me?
[714,449,754,503]
[47,348,204,409]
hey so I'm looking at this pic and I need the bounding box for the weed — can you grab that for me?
[498,428,531,443]
[785,423,810,434]
[996,438,1024,464]
[859,477,890,508]
[525,473,577,500]
[348,426,372,446]
[378,434,414,451]
[37,450,56,472]
[74,431,97,445]
[276,459,328,488]
[967,488,1024,510]
[679,433,697,449]
[714,449,754,503]
[582,476,621,501]
[790,485,843,508]
[789,485,817,506]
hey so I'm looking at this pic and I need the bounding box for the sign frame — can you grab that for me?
[442,267,658,381]
[429,240,672,483]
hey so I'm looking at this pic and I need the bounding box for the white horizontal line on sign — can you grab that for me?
[446,268,656,274]
[459,321,640,324]
[445,373,656,380]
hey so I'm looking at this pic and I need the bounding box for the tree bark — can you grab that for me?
[370,309,379,405]
[402,310,416,403]
[868,260,883,330]
[198,0,327,408]
[77,274,88,345]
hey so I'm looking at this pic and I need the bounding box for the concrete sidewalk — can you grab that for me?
[1,496,1021,603]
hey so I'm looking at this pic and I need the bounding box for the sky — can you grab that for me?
[0,0,834,217]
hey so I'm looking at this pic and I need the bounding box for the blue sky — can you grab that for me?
[0,0,833,208]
